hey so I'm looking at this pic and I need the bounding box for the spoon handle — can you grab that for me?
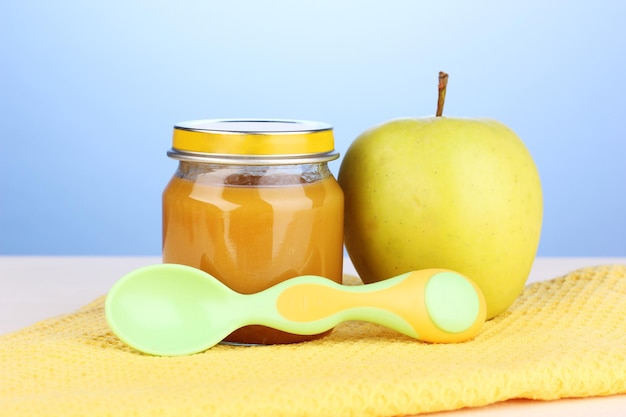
[251,269,486,343]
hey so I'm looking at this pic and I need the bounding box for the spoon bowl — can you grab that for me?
[105,264,243,356]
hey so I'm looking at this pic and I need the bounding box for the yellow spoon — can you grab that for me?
[105,264,486,356]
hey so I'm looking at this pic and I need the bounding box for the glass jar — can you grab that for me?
[162,119,344,345]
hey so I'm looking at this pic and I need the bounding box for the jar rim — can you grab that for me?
[167,149,339,165]
[170,119,337,159]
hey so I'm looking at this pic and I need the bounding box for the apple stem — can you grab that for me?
[436,71,448,117]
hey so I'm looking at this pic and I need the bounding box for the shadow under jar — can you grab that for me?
[162,119,344,345]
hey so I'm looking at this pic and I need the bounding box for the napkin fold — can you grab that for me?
[1,265,626,417]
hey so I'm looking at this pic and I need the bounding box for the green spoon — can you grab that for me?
[105,264,486,356]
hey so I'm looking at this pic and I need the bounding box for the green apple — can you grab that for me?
[338,73,542,319]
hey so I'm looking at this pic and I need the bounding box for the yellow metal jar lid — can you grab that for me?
[169,119,339,164]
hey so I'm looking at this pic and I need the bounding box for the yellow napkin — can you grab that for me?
[2,265,626,416]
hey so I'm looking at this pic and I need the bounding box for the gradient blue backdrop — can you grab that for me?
[1,1,624,256]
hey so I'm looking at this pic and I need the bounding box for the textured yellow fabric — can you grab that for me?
[1,265,626,416]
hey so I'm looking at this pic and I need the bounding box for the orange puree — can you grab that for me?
[162,172,344,344]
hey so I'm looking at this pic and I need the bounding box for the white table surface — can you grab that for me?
[1,256,626,416]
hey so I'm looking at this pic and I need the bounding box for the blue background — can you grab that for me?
[1,1,624,256]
